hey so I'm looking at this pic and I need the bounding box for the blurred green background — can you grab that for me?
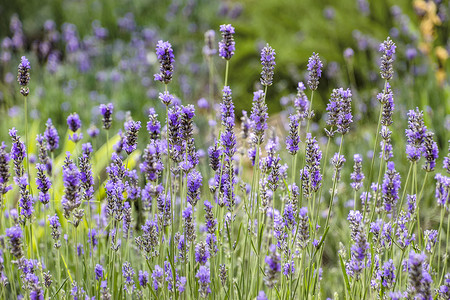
[0,0,448,142]
[1,1,449,297]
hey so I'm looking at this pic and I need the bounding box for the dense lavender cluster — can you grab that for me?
[0,24,448,300]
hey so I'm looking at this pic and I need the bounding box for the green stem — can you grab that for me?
[224,60,229,87]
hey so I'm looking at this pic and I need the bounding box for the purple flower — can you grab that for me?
[99,103,113,130]
[95,264,104,280]
[250,90,268,145]
[294,82,310,120]
[264,244,281,288]
[196,266,211,297]
[61,153,81,220]
[159,91,174,106]
[344,48,354,59]
[382,162,401,214]
[300,133,322,198]
[219,24,235,60]
[195,242,210,265]
[424,229,438,253]
[140,140,164,182]
[347,210,369,279]
[35,163,51,205]
[379,259,396,288]
[286,114,300,155]
[67,113,82,132]
[435,173,450,208]
[187,170,202,206]
[221,86,235,129]
[197,98,209,110]
[407,251,427,298]
[331,152,346,182]
[325,88,353,136]
[283,203,296,229]
[48,214,61,248]
[183,205,196,242]
[17,56,30,96]
[405,108,427,162]
[139,270,149,288]
[123,120,141,155]
[152,265,164,291]
[5,225,23,258]
[260,44,276,86]
[208,140,221,171]
[307,52,323,90]
[283,260,295,277]
[154,40,174,84]
[146,108,161,139]
[135,216,159,259]
[350,154,364,191]
[0,142,12,197]
[257,291,268,300]
[378,83,395,126]
[379,37,396,80]
[438,274,450,299]
[122,261,135,293]
[422,131,438,172]
[44,119,59,152]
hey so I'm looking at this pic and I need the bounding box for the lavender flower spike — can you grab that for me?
[124,120,141,155]
[422,131,438,172]
[99,103,114,130]
[381,161,401,214]
[154,40,175,84]
[379,37,396,80]
[286,114,300,155]
[350,154,364,191]
[17,56,30,96]
[260,44,276,87]
[0,142,12,198]
[219,24,235,60]
[6,225,23,258]
[307,52,323,91]
[250,90,268,145]
[196,266,211,298]
[36,163,51,205]
[67,113,83,143]
[44,119,59,152]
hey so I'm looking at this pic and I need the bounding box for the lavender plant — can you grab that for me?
[0,26,449,300]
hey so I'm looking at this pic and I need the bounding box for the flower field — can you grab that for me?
[0,1,449,299]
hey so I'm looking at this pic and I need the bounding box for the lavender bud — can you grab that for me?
[379,37,396,80]
[260,44,276,87]
[219,24,235,60]
[6,225,23,258]
[154,40,175,84]
[307,52,323,91]
[350,154,364,191]
[286,114,300,155]
[422,131,438,172]
[44,119,59,152]
[0,142,12,198]
[99,103,114,130]
[17,56,30,96]
[250,90,268,145]
[124,120,141,155]
[381,162,401,214]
